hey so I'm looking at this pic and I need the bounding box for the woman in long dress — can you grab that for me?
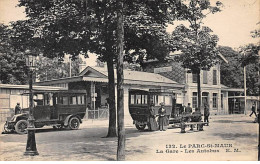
[148,103,158,131]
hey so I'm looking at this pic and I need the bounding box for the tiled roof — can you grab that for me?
[92,66,178,84]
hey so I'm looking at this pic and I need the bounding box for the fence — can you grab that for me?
[87,107,109,120]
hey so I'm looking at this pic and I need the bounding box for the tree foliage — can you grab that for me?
[17,0,178,61]
[36,55,84,81]
[0,23,28,84]
[219,46,244,88]
[219,45,260,96]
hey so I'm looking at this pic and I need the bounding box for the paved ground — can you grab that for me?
[0,114,258,161]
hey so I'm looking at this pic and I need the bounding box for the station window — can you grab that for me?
[213,70,217,85]
[192,73,197,83]
[213,93,218,108]
[192,92,197,108]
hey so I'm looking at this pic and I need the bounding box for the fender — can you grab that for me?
[64,115,82,126]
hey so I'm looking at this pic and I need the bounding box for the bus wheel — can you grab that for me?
[68,117,80,130]
[135,124,146,130]
[15,120,28,134]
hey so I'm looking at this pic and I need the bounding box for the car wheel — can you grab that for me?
[15,120,28,134]
[68,117,80,130]
[135,124,146,130]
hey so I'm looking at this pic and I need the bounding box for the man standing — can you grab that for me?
[249,103,257,117]
[15,102,21,115]
[185,103,192,114]
[158,102,168,131]
[204,104,210,126]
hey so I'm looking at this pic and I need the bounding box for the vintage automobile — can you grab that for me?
[129,89,175,130]
[3,90,87,134]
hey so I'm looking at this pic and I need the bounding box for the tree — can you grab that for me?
[116,0,125,160]
[239,29,260,96]
[219,45,259,96]
[36,55,84,81]
[0,23,28,84]
[172,0,222,110]
[219,46,244,88]
[18,0,179,139]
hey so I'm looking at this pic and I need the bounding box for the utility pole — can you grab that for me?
[243,51,247,115]
[69,55,72,77]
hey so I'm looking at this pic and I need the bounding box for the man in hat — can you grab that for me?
[158,102,168,131]
[15,102,21,115]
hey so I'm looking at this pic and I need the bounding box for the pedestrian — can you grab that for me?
[249,103,257,117]
[185,103,192,114]
[191,107,202,130]
[15,102,21,115]
[179,105,185,115]
[158,102,168,131]
[204,104,210,126]
[147,102,158,131]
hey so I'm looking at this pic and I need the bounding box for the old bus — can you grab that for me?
[3,90,86,134]
[129,89,175,130]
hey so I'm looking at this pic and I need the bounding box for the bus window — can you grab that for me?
[70,96,77,105]
[33,94,44,106]
[78,95,85,105]
[142,95,147,104]
[61,97,69,105]
[130,95,135,104]
[158,95,164,105]
[136,95,141,104]
[165,96,172,105]
[152,95,159,106]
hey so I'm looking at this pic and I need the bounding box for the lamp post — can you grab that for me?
[24,51,39,156]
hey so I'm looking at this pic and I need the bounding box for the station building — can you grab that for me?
[141,54,251,115]
[35,66,184,121]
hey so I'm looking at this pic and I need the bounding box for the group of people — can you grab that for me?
[147,102,169,131]
[147,102,210,132]
[182,103,210,124]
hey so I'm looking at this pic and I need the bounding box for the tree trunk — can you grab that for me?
[197,70,201,111]
[116,0,125,161]
[106,56,117,137]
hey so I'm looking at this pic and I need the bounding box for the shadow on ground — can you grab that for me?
[213,119,255,124]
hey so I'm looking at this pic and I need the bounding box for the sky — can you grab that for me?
[0,0,259,65]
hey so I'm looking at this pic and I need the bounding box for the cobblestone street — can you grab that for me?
[0,114,258,161]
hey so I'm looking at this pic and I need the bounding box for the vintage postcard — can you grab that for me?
[0,0,259,161]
